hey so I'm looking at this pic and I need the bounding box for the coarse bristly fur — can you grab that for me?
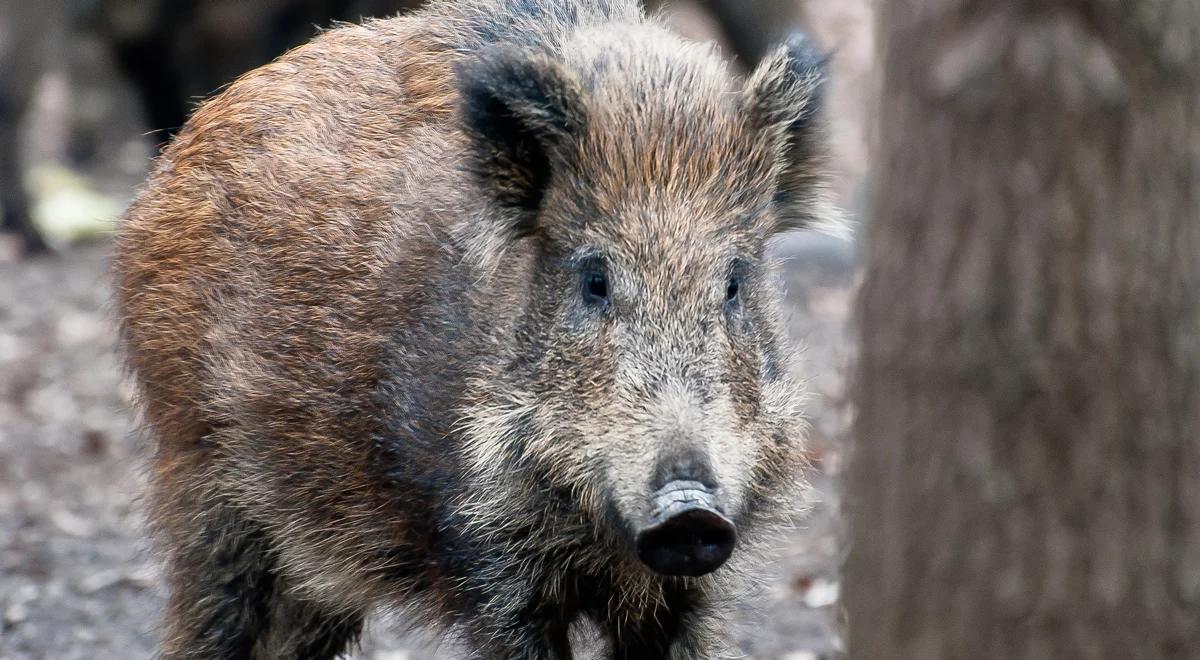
[113,0,834,657]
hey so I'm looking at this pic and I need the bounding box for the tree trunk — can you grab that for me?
[846,1,1200,657]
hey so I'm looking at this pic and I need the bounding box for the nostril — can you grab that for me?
[701,529,732,549]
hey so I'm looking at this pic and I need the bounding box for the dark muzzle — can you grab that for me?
[635,480,737,577]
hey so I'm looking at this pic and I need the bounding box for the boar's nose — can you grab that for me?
[635,480,736,577]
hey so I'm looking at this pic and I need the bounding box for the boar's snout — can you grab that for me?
[635,480,736,577]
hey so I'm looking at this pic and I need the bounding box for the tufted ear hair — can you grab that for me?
[744,33,843,236]
[455,46,587,240]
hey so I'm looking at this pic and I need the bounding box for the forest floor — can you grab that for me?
[0,0,872,653]
[0,235,855,660]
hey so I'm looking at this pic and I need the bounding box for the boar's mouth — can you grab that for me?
[635,480,737,577]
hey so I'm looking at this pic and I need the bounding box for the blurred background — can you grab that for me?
[0,1,872,658]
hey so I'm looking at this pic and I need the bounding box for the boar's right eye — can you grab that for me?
[582,270,609,307]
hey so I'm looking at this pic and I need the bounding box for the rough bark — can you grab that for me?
[846,1,1200,658]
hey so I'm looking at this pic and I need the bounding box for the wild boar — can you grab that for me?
[114,0,833,657]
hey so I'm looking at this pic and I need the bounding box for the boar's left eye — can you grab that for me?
[724,257,752,308]
[725,275,740,303]
[582,269,609,307]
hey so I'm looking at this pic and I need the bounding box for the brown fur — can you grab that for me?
[114,1,832,657]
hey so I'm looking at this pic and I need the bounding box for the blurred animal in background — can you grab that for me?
[115,0,831,656]
[654,0,800,66]
[0,0,59,253]
[1,0,425,254]
[88,0,426,142]
[0,0,803,254]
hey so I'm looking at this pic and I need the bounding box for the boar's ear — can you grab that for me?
[743,34,843,237]
[456,47,586,238]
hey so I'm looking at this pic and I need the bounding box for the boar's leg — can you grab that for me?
[473,618,574,659]
[464,623,571,660]
[158,491,362,659]
[157,491,272,659]
[461,584,574,660]
[258,587,365,659]
[610,616,721,660]
[608,587,721,660]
